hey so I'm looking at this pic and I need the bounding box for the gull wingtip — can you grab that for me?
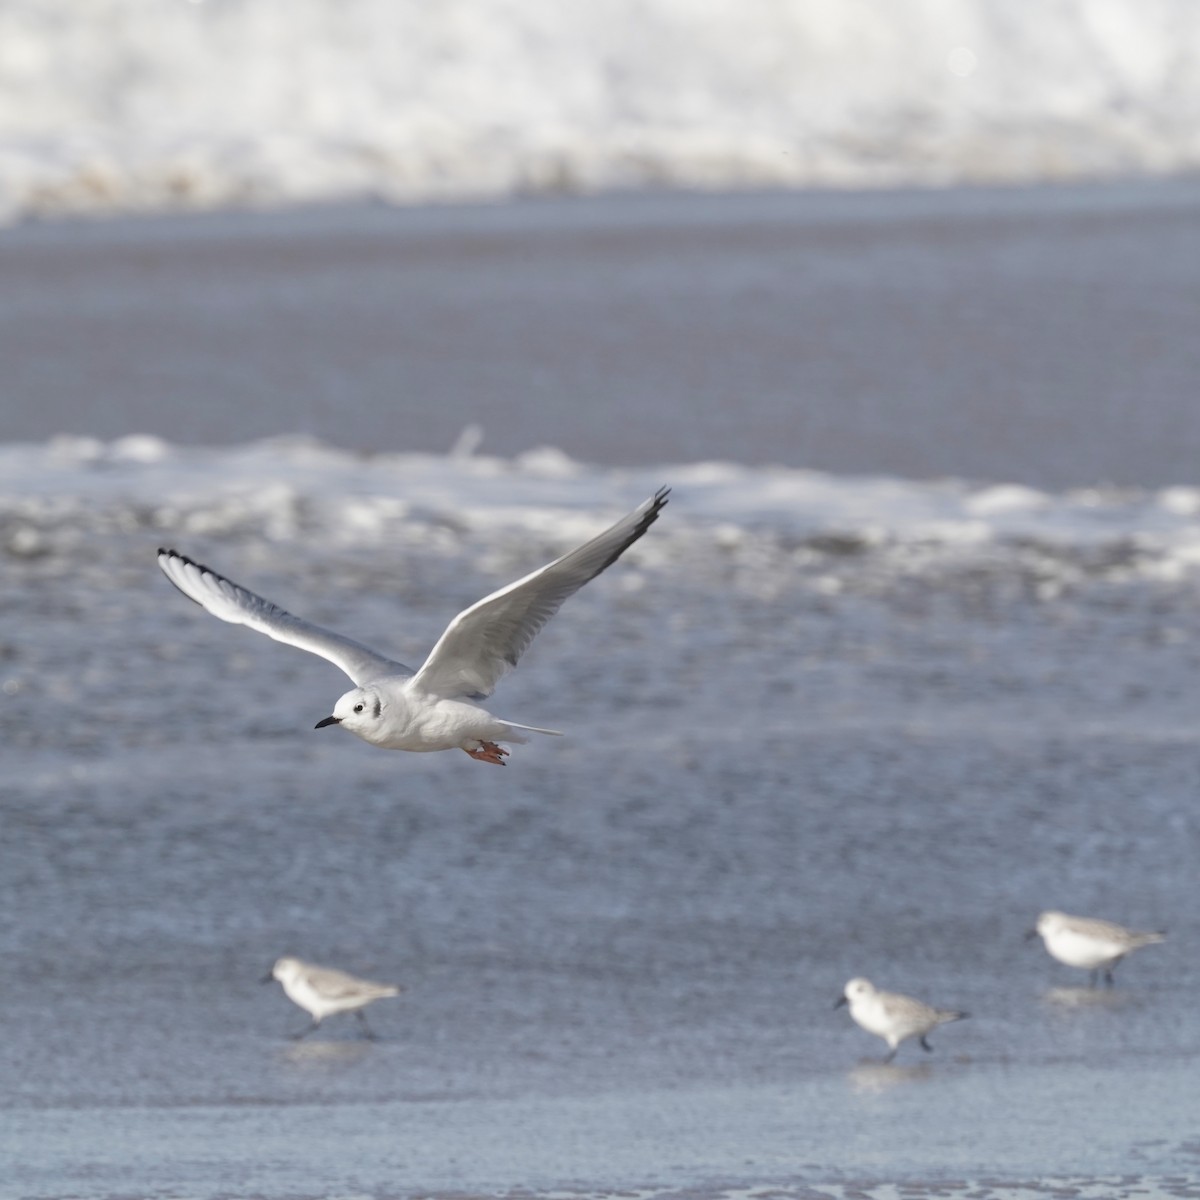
[159,548,208,575]
[638,485,670,524]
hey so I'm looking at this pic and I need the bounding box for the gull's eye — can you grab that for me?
[353,703,364,714]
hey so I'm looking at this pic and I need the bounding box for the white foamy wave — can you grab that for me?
[3,436,1200,598]
[1,0,1199,222]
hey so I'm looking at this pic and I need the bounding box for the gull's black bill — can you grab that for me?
[314,716,341,729]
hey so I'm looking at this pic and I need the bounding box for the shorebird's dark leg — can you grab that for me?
[290,1019,320,1040]
[920,1036,934,1053]
[1103,967,1116,988]
[355,1010,378,1041]
[883,1046,898,1064]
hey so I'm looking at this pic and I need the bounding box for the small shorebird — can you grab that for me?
[159,487,668,765]
[836,977,968,1063]
[1027,910,1165,987]
[262,956,403,1040]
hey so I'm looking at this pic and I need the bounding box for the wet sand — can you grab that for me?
[5,1064,1198,1197]
[4,510,1197,1196]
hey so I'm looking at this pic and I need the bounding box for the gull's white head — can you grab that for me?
[315,686,388,743]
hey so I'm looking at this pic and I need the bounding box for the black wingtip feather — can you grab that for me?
[157,547,218,608]
[592,485,671,576]
[159,547,196,568]
[159,548,217,576]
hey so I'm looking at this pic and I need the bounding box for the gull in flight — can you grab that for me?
[158,487,668,764]
[1027,910,1165,987]
[263,956,403,1040]
[836,977,969,1063]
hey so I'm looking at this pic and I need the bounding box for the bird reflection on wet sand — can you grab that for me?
[847,1061,934,1094]
[1042,986,1133,1011]
[278,1040,375,1069]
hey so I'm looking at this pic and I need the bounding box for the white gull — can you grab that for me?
[158,487,668,764]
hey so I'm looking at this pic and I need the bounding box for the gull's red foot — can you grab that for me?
[464,741,509,765]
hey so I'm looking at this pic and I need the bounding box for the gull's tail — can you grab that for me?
[500,719,565,742]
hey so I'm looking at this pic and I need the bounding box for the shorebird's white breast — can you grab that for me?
[1043,925,1124,969]
[279,972,336,1019]
[848,993,894,1039]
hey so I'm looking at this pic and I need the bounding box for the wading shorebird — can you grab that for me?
[158,487,668,764]
[262,956,402,1040]
[836,977,969,1063]
[1027,910,1165,987]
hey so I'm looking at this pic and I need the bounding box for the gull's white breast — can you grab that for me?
[359,683,509,753]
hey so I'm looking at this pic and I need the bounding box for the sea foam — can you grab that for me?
[3,436,1199,597]
[1,0,1198,222]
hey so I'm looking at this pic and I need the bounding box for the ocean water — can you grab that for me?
[2,435,1198,1196]
[1,0,1200,221]
[5,180,1200,487]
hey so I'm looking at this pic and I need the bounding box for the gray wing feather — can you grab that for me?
[879,992,937,1025]
[1064,915,1166,948]
[410,487,669,700]
[307,964,400,1000]
[157,549,412,685]
[879,991,966,1031]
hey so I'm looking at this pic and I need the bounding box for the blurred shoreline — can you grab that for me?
[4,1,1199,223]
[3,178,1200,489]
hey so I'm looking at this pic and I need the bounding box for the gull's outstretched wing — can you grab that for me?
[410,487,669,701]
[157,549,412,685]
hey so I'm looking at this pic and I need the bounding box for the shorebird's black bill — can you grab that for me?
[833,995,848,1009]
[314,716,341,729]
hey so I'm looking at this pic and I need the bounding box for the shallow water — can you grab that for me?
[4,1068,1199,1196]
[4,180,1200,486]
